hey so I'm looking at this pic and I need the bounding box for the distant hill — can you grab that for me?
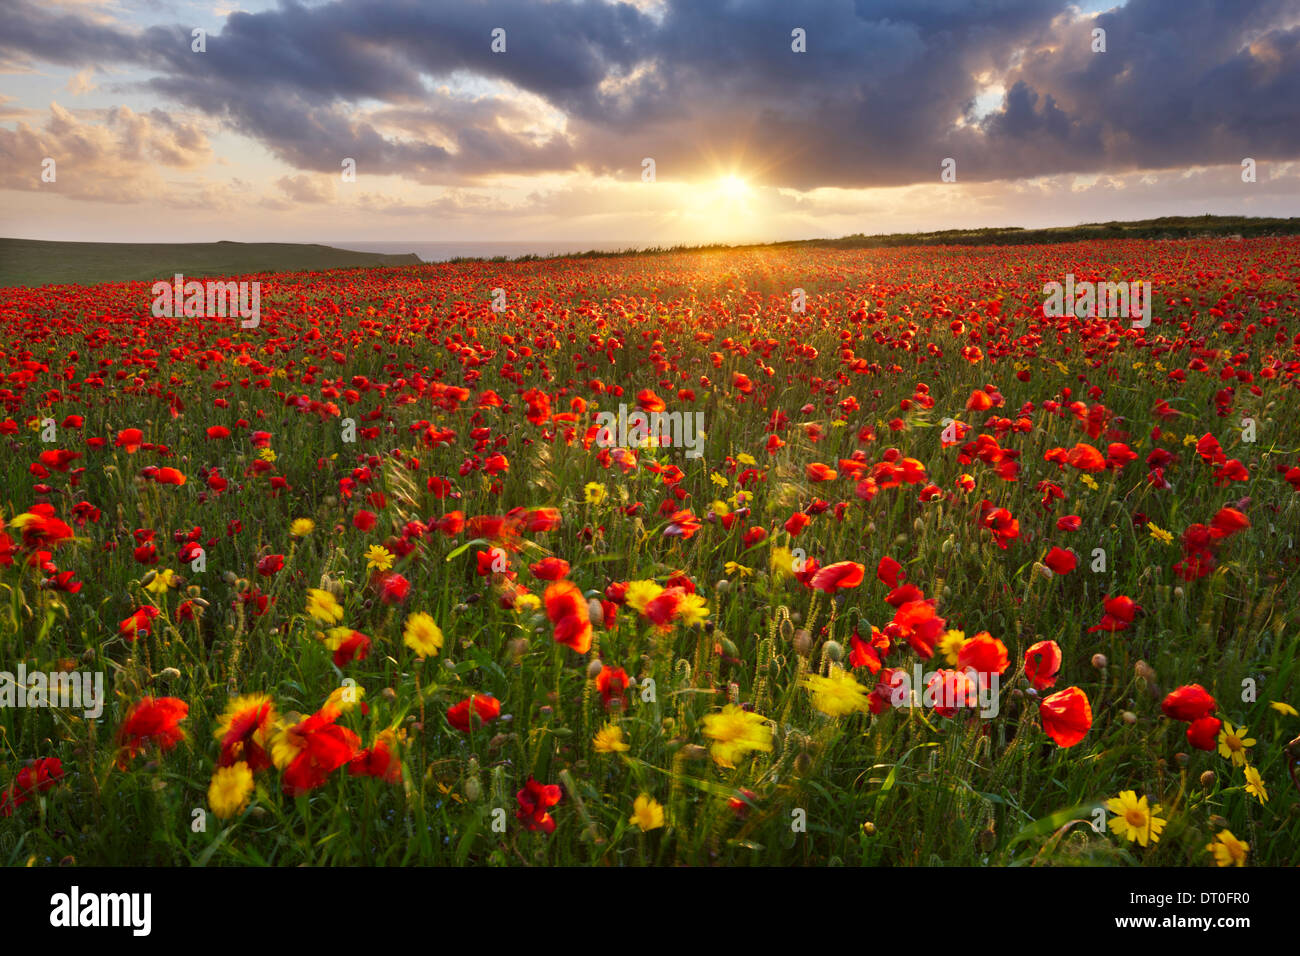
[538,215,1300,261]
[4,216,1298,286]
[0,238,423,288]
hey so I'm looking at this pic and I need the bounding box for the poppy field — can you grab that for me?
[2,237,1298,867]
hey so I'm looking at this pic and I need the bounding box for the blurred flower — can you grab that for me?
[402,612,443,658]
[208,762,254,819]
[803,667,869,717]
[701,704,772,767]
[629,794,665,831]
[594,722,629,754]
[305,588,344,625]
[1206,829,1249,867]
[290,518,315,537]
[214,693,277,771]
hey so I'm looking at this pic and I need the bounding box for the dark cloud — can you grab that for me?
[1,0,1298,189]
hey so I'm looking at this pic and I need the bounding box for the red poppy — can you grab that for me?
[1023,640,1062,691]
[595,665,630,710]
[809,560,864,594]
[1161,684,1217,722]
[278,708,362,796]
[1039,687,1092,747]
[544,579,592,653]
[1043,547,1077,575]
[956,631,1009,680]
[529,556,570,580]
[349,732,402,783]
[446,694,502,732]
[116,696,188,766]
[1186,715,1222,751]
[516,776,562,833]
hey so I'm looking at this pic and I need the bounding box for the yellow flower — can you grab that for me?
[1104,790,1166,847]
[710,472,728,488]
[1206,829,1249,867]
[1147,522,1174,545]
[629,794,665,831]
[1269,700,1298,717]
[258,447,277,463]
[402,612,443,658]
[802,667,870,717]
[290,518,315,537]
[1080,474,1099,490]
[701,704,773,768]
[514,593,541,614]
[625,579,664,614]
[736,452,757,466]
[208,762,254,819]
[594,722,629,754]
[305,588,344,624]
[936,629,967,667]
[677,593,710,628]
[583,482,607,505]
[364,545,394,572]
[770,546,796,579]
[323,683,365,714]
[1243,765,1268,804]
[711,499,730,517]
[1217,721,1255,766]
[145,568,178,594]
[724,561,753,578]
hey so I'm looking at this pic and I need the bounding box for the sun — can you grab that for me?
[716,175,752,200]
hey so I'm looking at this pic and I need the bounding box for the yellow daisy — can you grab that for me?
[1216,721,1255,766]
[629,794,665,831]
[1206,829,1249,867]
[402,612,444,658]
[593,722,629,754]
[364,544,395,572]
[1243,765,1268,804]
[1104,790,1166,847]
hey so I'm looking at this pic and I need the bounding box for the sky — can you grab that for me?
[1,0,1298,246]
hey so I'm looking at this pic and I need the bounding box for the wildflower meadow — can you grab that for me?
[1,237,1297,868]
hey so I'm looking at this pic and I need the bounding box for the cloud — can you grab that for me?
[276,172,335,203]
[0,102,213,201]
[0,0,1296,196]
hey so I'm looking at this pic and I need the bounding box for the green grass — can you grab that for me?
[0,238,422,288]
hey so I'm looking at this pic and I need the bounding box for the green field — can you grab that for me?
[0,238,422,288]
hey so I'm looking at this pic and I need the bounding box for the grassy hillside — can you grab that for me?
[497,215,1300,262]
[0,238,422,288]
